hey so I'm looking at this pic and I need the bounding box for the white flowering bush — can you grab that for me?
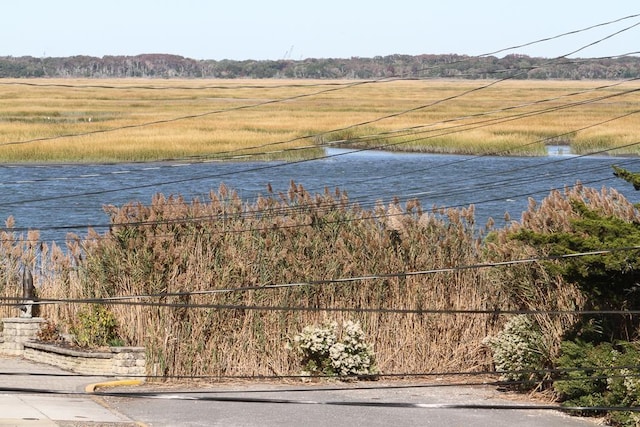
[482,315,547,386]
[292,320,378,378]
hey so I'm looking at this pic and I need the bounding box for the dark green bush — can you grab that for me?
[554,339,640,426]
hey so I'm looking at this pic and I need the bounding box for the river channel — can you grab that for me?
[0,147,638,244]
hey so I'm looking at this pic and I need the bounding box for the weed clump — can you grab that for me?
[37,319,63,343]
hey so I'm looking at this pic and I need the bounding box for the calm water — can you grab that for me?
[0,147,639,244]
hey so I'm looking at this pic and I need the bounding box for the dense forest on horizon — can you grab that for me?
[1,53,639,80]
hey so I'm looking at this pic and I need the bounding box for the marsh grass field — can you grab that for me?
[0,78,638,162]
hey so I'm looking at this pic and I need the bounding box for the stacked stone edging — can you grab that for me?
[23,342,112,375]
[110,346,147,377]
[1,317,145,379]
[22,342,146,379]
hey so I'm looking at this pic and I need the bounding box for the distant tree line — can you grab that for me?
[0,53,638,79]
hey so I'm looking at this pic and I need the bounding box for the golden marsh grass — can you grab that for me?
[0,78,638,162]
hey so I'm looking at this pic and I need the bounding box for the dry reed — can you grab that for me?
[1,179,612,378]
[75,183,503,377]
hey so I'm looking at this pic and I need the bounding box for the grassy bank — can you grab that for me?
[0,181,592,378]
[0,78,638,162]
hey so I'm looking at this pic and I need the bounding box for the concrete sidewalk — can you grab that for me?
[0,355,136,426]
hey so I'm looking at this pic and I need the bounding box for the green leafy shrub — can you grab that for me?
[554,340,640,426]
[292,320,378,378]
[482,315,548,388]
[71,305,121,348]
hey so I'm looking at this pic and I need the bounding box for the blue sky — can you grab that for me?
[1,1,638,60]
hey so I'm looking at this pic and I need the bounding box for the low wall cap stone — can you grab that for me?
[2,317,45,324]
[109,346,145,353]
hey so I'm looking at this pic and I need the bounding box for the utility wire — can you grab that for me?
[2,245,639,307]
[114,20,640,162]
[0,384,636,413]
[0,161,636,239]
[2,12,638,92]
[0,79,380,148]
[18,146,640,236]
[1,78,636,219]
[3,364,640,381]
[1,28,633,196]
[477,13,640,58]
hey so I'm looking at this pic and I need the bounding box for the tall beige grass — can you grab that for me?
[0,181,601,378]
[74,184,504,376]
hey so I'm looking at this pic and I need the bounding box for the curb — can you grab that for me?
[85,379,144,393]
[85,379,149,426]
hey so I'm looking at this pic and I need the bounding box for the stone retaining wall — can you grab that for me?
[23,342,112,375]
[1,317,146,379]
[22,342,146,378]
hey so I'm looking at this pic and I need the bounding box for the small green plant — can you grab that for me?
[71,305,121,348]
[108,337,126,347]
[292,320,378,378]
[482,315,548,389]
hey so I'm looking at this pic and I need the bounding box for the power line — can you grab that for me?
[0,159,635,240]
[0,86,635,231]
[479,13,640,58]
[2,12,638,93]
[0,79,380,148]
[7,79,638,214]
[2,372,640,415]
[0,382,637,413]
[0,80,356,91]
[2,364,639,381]
[8,148,640,238]
[2,245,639,307]
[1,37,636,198]
[108,19,640,161]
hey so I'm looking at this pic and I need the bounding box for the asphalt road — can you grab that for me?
[100,381,602,427]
